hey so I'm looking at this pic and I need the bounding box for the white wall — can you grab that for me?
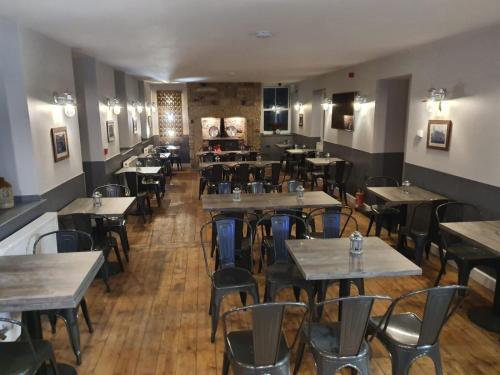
[295,23,500,188]
[19,27,83,194]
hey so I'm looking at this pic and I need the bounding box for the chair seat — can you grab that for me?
[369,312,422,346]
[304,322,370,358]
[227,330,289,367]
[266,263,307,285]
[446,243,499,261]
[0,340,54,374]
[213,267,256,288]
[371,204,400,216]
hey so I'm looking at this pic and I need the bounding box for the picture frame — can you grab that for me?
[298,113,304,127]
[50,127,69,162]
[427,120,452,150]
[106,121,115,142]
[132,118,138,134]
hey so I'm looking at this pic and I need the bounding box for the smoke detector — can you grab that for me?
[255,31,273,39]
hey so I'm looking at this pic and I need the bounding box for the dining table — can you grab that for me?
[275,142,293,149]
[286,148,317,155]
[114,166,162,175]
[366,185,447,249]
[58,197,136,217]
[196,150,253,156]
[138,152,171,159]
[202,191,341,212]
[439,220,500,333]
[199,160,280,169]
[305,157,344,166]
[0,252,104,374]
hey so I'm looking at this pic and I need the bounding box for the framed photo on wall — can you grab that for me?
[132,118,138,134]
[106,121,115,142]
[427,120,452,150]
[51,127,69,162]
[298,113,304,127]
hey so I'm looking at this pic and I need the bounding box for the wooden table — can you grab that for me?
[286,148,316,155]
[199,160,279,169]
[306,157,344,166]
[114,166,162,175]
[440,220,500,332]
[202,191,341,212]
[0,252,104,374]
[58,197,136,217]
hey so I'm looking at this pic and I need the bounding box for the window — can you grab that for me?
[263,87,289,132]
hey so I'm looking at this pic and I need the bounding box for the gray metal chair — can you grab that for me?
[294,295,391,375]
[200,217,259,342]
[364,176,401,237]
[368,285,468,375]
[248,181,265,194]
[0,317,60,375]
[217,181,232,194]
[222,302,308,375]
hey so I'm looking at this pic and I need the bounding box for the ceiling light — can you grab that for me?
[54,91,76,117]
[255,31,273,39]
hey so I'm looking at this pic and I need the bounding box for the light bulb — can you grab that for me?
[64,103,76,117]
[136,104,143,114]
[113,104,121,115]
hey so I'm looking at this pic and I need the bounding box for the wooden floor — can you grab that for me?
[46,171,500,374]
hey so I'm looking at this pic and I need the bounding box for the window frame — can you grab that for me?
[261,86,291,134]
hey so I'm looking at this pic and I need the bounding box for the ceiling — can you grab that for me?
[1,0,500,83]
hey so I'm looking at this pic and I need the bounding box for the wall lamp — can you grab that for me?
[53,91,76,117]
[425,88,447,113]
[353,94,367,111]
[321,98,333,111]
[294,102,303,111]
[131,101,144,114]
[106,97,121,115]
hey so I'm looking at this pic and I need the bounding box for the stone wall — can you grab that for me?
[187,82,261,166]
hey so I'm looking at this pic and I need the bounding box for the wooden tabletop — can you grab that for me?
[58,197,136,217]
[286,237,422,280]
[306,157,343,166]
[199,160,279,169]
[0,252,104,312]
[286,148,316,154]
[202,191,341,212]
[196,150,253,156]
[440,221,500,256]
[115,166,162,175]
[366,186,447,205]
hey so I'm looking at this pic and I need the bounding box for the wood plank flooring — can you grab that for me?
[45,171,500,374]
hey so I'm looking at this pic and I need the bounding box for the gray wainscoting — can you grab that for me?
[404,163,500,219]
[292,134,321,149]
[260,134,295,160]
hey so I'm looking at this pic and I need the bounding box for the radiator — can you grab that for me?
[0,212,59,341]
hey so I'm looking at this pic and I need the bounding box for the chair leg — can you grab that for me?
[211,291,221,342]
[48,350,60,375]
[119,226,130,262]
[293,287,301,302]
[413,238,428,266]
[222,351,230,375]
[48,312,57,334]
[434,255,448,286]
[457,263,471,296]
[429,347,444,375]
[248,285,260,305]
[352,278,365,295]
[239,292,247,306]
[389,349,414,375]
[208,286,214,315]
[113,241,125,272]
[99,263,111,292]
[60,309,82,365]
[366,217,374,236]
[293,341,306,375]
[80,298,93,333]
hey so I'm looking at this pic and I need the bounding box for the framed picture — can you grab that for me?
[298,113,304,127]
[106,121,115,142]
[51,127,69,162]
[427,120,452,150]
[132,118,138,134]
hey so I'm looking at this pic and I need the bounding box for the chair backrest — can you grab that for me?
[409,202,436,235]
[33,229,93,254]
[209,164,225,183]
[93,184,130,197]
[201,153,215,163]
[248,181,265,194]
[144,157,161,167]
[233,164,250,184]
[222,302,308,368]
[436,202,481,248]
[365,176,399,206]
[374,285,468,347]
[124,172,140,196]
[341,161,353,184]
[217,182,232,194]
[266,162,282,186]
[316,296,390,357]
[247,151,258,161]
[285,180,300,193]
[307,211,358,239]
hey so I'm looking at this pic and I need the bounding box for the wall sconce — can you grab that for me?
[353,94,367,111]
[425,88,447,113]
[131,101,143,114]
[321,98,333,111]
[106,97,121,115]
[294,102,303,111]
[53,91,76,117]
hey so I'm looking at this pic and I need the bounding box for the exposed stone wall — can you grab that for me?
[187,82,261,166]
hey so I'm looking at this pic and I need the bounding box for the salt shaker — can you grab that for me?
[135,160,142,172]
[232,187,241,201]
[349,231,363,255]
[93,191,102,207]
[325,152,330,158]
[402,179,411,193]
[296,184,305,199]
[256,154,262,163]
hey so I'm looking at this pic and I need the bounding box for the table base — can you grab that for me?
[468,307,500,333]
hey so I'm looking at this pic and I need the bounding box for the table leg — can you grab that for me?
[338,279,351,320]
[22,311,77,375]
[467,264,500,333]
[396,204,408,251]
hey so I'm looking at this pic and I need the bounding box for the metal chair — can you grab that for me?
[434,202,499,288]
[248,181,265,194]
[294,295,391,375]
[33,230,97,365]
[200,217,259,342]
[206,164,227,194]
[222,302,308,375]
[282,179,301,193]
[217,181,232,194]
[232,163,251,191]
[258,214,316,311]
[125,172,152,222]
[264,162,284,192]
[0,317,60,375]
[368,285,468,375]
[364,176,401,237]
[93,184,131,261]
[140,157,164,206]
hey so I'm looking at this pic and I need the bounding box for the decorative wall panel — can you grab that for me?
[157,90,183,137]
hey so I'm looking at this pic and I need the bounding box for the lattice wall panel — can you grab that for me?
[157,90,183,137]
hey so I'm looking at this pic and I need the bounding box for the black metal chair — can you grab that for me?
[140,157,164,206]
[330,161,352,204]
[264,162,284,192]
[364,176,401,237]
[259,214,316,311]
[33,230,97,365]
[217,181,232,194]
[294,295,391,375]
[93,184,131,261]
[434,202,500,288]
[125,172,152,222]
[200,216,259,342]
[368,285,468,375]
[0,317,60,375]
[248,181,265,194]
[231,163,250,191]
[206,164,227,195]
[221,302,308,375]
